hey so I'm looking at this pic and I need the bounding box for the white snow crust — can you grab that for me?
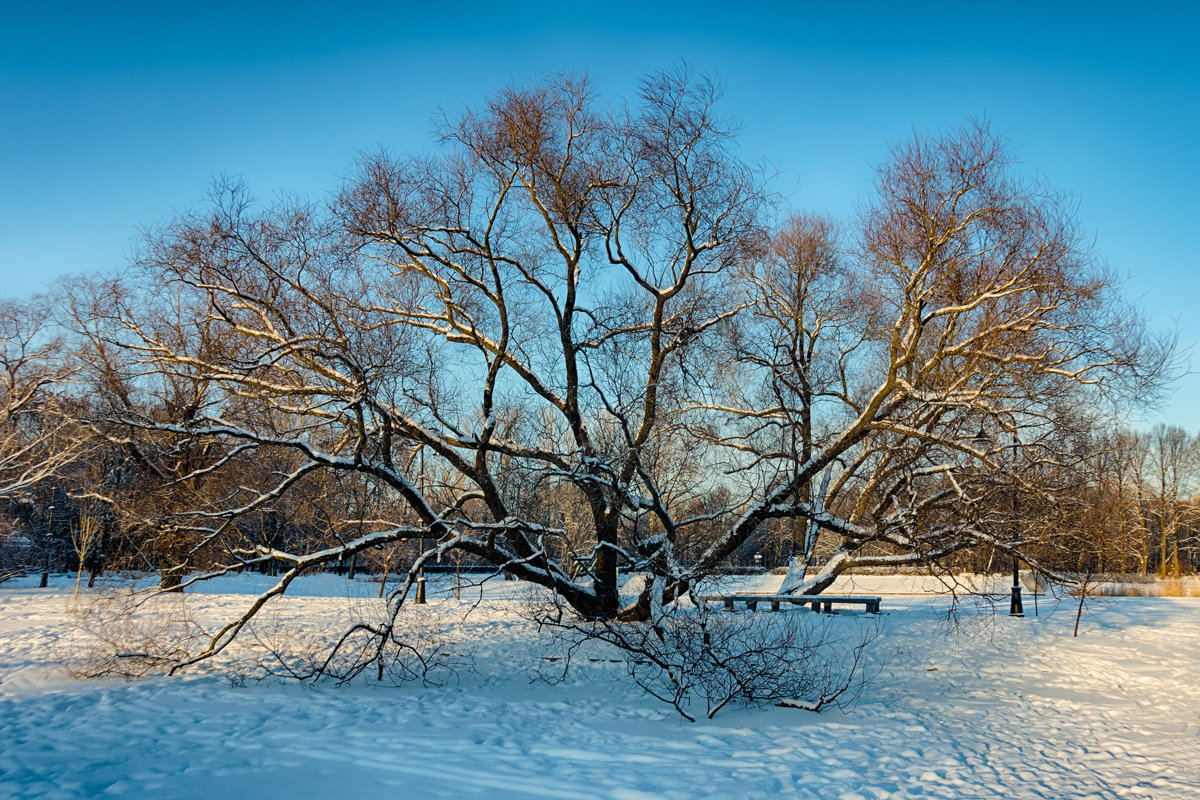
[1,574,1198,799]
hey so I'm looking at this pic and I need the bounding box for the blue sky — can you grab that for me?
[2,2,1197,429]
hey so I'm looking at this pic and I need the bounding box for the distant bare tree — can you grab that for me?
[0,297,81,499]
[0,297,88,580]
[1147,424,1198,578]
[1073,425,1200,577]
[71,513,103,598]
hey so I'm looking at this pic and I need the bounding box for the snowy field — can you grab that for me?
[1,574,1198,800]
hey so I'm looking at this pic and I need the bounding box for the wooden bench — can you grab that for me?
[701,594,882,614]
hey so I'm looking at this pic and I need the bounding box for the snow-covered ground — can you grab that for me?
[1,574,1198,799]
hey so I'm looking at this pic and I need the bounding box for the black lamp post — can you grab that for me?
[415,447,426,604]
[39,504,55,588]
[1007,432,1024,617]
[972,427,1023,617]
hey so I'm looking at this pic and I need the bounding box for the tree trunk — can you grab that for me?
[799,571,839,595]
[593,544,619,619]
[378,559,390,599]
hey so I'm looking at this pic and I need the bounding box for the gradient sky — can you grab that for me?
[2,1,1197,428]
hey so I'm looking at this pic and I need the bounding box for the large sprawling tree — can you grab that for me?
[73,70,1165,665]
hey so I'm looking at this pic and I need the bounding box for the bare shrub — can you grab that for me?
[58,584,471,688]
[242,600,473,688]
[56,590,207,679]
[535,594,879,722]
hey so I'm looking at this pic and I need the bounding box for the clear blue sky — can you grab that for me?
[2,2,1197,429]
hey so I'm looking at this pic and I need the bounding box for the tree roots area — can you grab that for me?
[1,573,1198,799]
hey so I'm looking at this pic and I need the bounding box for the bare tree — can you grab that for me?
[89,69,760,628]
[71,513,103,598]
[1146,424,1197,578]
[1075,425,1200,578]
[686,123,1170,598]
[67,73,1167,678]
[0,297,81,499]
[0,297,89,580]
